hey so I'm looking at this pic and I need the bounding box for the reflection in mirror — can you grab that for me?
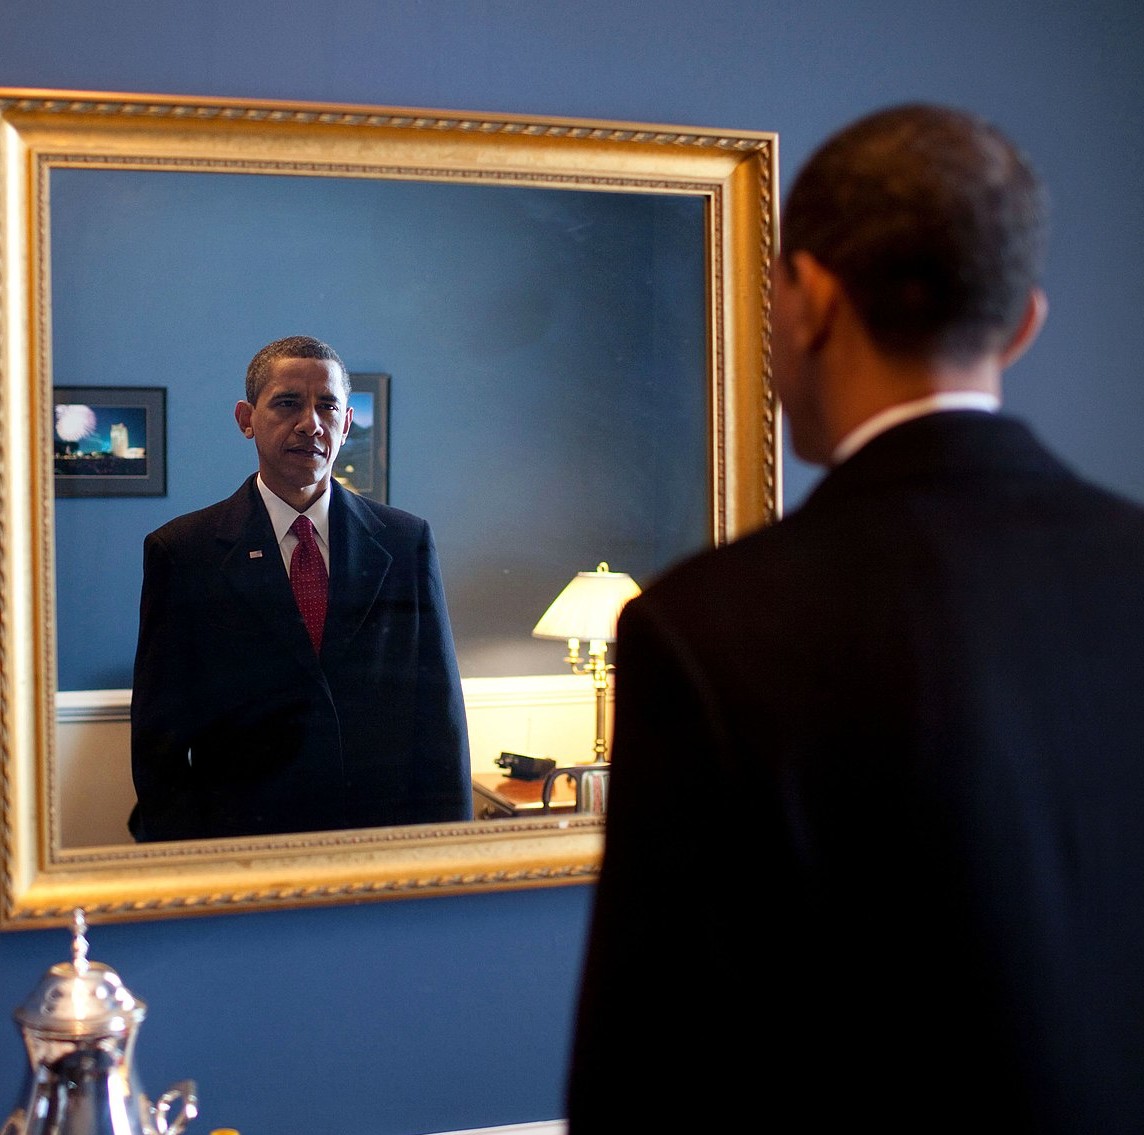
[51,173,710,847]
[0,90,775,926]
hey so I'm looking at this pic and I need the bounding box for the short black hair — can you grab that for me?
[781,104,1049,362]
[244,335,351,403]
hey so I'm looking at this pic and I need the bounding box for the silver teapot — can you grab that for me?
[3,910,197,1135]
[541,760,610,814]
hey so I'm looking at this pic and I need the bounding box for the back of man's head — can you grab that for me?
[781,104,1048,364]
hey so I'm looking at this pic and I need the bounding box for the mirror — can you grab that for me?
[0,88,777,927]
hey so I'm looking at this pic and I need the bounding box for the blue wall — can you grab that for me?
[2,2,1143,1133]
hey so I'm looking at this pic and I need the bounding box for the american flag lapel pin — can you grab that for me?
[249,550,263,559]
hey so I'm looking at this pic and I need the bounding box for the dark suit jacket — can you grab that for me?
[129,475,471,841]
[568,413,1144,1133]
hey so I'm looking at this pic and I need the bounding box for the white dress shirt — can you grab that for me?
[255,475,333,574]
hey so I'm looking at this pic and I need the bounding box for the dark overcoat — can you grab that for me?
[569,412,1144,1133]
[130,475,470,841]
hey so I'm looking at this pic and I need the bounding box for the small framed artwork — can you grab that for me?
[53,386,167,498]
[336,372,390,504]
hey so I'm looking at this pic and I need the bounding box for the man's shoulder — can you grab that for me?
[332,483,429,538]
[146,477,258,546]
[634,521,797,617]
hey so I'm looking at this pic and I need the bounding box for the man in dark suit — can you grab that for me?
[567,106,1144,1132]
[129,335,471,841]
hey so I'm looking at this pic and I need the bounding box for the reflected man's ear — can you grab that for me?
[235,400,255,438]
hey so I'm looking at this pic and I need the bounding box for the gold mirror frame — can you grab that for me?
[0,88,777,928]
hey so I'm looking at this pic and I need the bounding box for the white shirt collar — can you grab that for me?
[831,391,1001,466]
[255,474,332,551]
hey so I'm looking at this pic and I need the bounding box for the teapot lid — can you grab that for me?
[14,909,147,1039]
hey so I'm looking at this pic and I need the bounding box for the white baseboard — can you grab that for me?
[440,1124,565,1135]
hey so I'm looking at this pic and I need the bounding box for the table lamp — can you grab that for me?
[532,562,641,763]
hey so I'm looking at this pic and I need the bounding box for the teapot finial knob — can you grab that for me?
[70,907,90,974]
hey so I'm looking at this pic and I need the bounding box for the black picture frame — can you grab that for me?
[336,373,390,504]
[53,385,167,498]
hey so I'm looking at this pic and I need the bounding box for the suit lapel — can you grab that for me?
[215,476,329,681]
[322,482,394,666]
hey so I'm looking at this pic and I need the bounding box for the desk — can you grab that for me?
[471,771,577,818]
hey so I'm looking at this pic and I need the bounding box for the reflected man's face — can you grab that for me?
[235,356,353,509]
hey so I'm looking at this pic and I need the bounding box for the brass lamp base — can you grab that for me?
[563,637,612,763]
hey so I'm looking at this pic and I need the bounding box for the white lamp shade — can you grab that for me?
[532,563,642,643]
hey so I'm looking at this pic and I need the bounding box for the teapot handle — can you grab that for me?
[154,1080,199,1135]
[2,1107,26,1135]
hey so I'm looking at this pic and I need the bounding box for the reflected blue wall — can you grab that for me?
[51,171,707,687]
[2,2,1143,1133]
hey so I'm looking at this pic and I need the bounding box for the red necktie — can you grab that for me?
[289,515,328,654]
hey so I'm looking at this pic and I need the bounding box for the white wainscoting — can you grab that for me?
[440,1124,565,1135]
[55,675,605,847]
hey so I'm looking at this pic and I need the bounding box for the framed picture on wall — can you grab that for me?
[336,372,390,504]
[53,385,167,498]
